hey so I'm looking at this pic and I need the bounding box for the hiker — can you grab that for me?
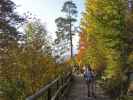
[83,64,96,97]
[91,69,96,98]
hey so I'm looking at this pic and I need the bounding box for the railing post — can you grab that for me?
[61,77,64,86]
[61,76,64,99]
[69,72,73,82]
[48,87,51,100]
[57,80,59,90]
[56,80,59,100]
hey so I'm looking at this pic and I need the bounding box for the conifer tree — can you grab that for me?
[54,0,78,62]
[62,0,77,58]
[0,0,25,41]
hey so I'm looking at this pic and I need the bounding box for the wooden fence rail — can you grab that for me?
[26,72,72,100]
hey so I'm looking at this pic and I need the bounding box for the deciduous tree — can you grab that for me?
[81,0,130,97]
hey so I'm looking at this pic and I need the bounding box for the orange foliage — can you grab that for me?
[76,32,88,65]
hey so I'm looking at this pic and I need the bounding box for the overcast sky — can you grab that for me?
[12,0,84,33]
[12,0,85,55]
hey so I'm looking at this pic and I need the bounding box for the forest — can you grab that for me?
[0,0,133,100]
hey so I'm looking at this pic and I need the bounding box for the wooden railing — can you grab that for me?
[26,72,72,100]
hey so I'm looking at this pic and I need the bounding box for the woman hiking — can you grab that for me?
[83,64,96,98]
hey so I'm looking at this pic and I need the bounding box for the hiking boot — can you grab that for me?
[92,92,96,97]
[93,95,96,98]
[88,93,91,97]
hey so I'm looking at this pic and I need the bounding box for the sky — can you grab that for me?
[12,0,85,34]
[12,0,85,55]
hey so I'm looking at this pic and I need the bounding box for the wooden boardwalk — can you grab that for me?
[64,74,111,100]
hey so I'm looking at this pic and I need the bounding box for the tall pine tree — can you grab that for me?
[62,0,77,58]
[54,0,78,62]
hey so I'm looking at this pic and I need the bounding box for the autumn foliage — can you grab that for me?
[76,32,87,65]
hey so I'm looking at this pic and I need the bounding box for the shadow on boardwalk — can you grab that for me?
[64,74,111,100]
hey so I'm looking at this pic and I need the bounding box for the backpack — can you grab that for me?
[84,70,93,81]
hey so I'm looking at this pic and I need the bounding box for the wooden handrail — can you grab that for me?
[51,75,72,100]
[26,72,72,100]
[26,77,60,100]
